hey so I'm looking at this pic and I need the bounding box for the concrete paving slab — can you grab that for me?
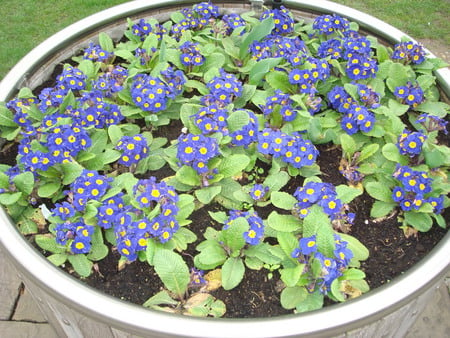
[0,249,23,320]
[12,287,47,323]
[405,276,450,338]
[0,321,58,338]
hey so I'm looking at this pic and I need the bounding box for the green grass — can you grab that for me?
[333,0,450,44]
[1,0,448,79]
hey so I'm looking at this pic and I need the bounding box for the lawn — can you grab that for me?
[0,0,448,79]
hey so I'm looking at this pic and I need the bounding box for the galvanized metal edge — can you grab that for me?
[0,1,449,337]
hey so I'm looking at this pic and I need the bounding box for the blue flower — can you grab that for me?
[397,130,427,157]
[249,184,269,201]
[115,134,149,166]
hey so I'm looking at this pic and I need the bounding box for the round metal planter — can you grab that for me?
[0,1,449,337]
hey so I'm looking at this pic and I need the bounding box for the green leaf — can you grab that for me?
[47,253,68,267]
[388,99,410,116]
[295,290,324,313]
[196,243,227,268]
[221,257,245,290]
[280,265,305,287]
[143,290,178,308]
[0,105,17,127]
[153,249,190,298]
[61,162,83,185]
[316,222,335,258]
[0,192,22,205]
[277,232,299,259]
[176,165,200,186]
[35,235,66,254]
[280,286,308,309]
[37,182,61,198]
[142,290,178,308]
[335,185,363,204]
[270,191,297,210]
[365,181,392,203]
[222,217,248,254]
[358,143,379,163]
[12,171,35,195]
[176,194,195,220]
[382,143,406,164]
[195,185,222,204]
[108,125,124,145]
[415,101,449,117]
[370,200,396,218]
[227,110,250,133]
[249,57,283,85]
[303,205,329,237]
[68,254,93,277]
[218,154,250,178]
[404,212,433,232]
[265,71,295,93]
[99,32,114,52]
[330,279,345,302]
[88,129,108,154]
[267,211,301,232]
[342,268,366,280]
[240,17,274,59]
[263,170,290,192]
[87,243,108,261]
[340,133,357,156]
[339,233,369,264]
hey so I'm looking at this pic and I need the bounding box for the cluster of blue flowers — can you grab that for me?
[177,133,219,174]
[131,18,153,40]
[392,165,444,212]
[416,113,448,134]
[115,134,150,166]
[230,110,258,148]
[222,13,246,35]
[397,129,427,157]
[55,220,95,254]
[250,35,307,63]
[313,14,350,35]
[327,85,377,135]
[131,70,185,113]
[203,69,243,106]
[392,41,427,65]
[180,41,205,67]
[249,184,269,201]
[6,97,38,131]
[75,90,124,128]
[38,66,87,113]
[18,121,92,173]
[291,234,353,294]
[192,104,228,134]
[261,6,295,34]
[71,170,112,211]
[314,14,378,81]
[170,2,218,38]
[258,129,318,169]
[224,210,265,245]
[293,182,355,226]
[92,66,128,97]
[83,42,112,62]
[394,82,425,108]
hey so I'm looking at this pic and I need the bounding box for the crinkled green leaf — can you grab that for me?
[221,257,245,290]
[68,254,93,278]
[153,249,190,298]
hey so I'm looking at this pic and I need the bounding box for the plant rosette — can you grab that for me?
[0,1,448,318]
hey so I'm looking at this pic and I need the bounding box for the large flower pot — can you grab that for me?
[0,1,449,337]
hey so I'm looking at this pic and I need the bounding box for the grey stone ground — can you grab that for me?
[0,249,449,337]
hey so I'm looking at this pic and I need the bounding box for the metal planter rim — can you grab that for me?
[0,1,449,337]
